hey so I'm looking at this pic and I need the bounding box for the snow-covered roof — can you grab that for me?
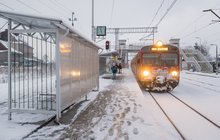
[0,10,101,50]
[0,50,7,53]
[0,40,23,54]
[99,50,119,57]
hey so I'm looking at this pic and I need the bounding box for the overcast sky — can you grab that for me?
[0,0,220,54]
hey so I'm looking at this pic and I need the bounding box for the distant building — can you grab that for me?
[169,38,180,47]
[0,29,33,66]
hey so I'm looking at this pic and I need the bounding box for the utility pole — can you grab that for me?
[92,0,95,42]
[203,9,219,74]
[211,44,219,75]
[195,37,202,51]
[106,27,157,50]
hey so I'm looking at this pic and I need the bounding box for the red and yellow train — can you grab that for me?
[131,41,180,91]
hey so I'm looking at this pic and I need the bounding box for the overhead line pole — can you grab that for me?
[106,27,157,50]
[92,0,95,42]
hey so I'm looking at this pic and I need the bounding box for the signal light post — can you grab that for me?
[105,40,110,50]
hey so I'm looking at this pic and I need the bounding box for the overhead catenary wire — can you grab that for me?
[181,22,215,39]
[174,14,205,37]
[16,0,41,14]
[49,0,72,16]
[148,0,165,27]
[109,0,115,28]
[38,0,68,18]
[139,0,165,40]
[54,0,73,13]
[155,0,178,27]
[174,2,220,37]
[0,2,14,11]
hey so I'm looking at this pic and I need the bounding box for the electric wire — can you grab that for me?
[174,2,220,37]
[16,0,41,14]
[49,0,71,16]
[54,0,73,13]
[174,14,205,37]
[109,0,115,28]
[0,2,14,10]
[155,0,178,27]
[140,0,165,40]
[38,0,68,17]
[148,0,165,27]
[181,22,215,39]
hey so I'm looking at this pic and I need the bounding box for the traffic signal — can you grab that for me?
[105,40,110,50]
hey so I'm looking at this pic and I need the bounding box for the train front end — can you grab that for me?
[137,42,180,91]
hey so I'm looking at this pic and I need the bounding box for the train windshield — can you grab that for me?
[142,53,178,67]
[142,54,160,66]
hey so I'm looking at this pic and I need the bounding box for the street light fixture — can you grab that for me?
[69,12,77,27]
[195,37,201,51]
[211,44,219,75]
[203,9,220,20]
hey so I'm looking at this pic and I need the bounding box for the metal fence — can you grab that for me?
[8,29,57,115]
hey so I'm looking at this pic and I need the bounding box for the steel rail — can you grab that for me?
[147,91,185,140]
[168,91,220,129]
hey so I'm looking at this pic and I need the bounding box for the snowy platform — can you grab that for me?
[2,68,220,139]
[26,68,180,139]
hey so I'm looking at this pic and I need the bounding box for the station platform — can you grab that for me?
[51,68,181,140]
[4,68,182,139]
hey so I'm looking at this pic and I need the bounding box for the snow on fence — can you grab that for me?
[0,66,8,83]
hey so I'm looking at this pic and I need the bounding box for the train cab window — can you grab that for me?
[142,54,159,66]
[161,53,178,66]
[142,53,178,67]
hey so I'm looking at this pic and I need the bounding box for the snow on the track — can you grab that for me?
[153,93,220,140]
[175,71,220,127]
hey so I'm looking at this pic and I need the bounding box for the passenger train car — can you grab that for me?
[131,42,180,91]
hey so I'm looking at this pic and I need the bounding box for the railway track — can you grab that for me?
[143,89,220,139]
[182,77,220,88]
[167,91,220,129]
[147,91,185,140]
[182,78,220,93]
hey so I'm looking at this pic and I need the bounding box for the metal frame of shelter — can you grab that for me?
[0,11,100,121]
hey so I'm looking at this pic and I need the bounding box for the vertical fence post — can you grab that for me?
[97,54,99,91]
[8,19,12,120]
[55,30,61,121]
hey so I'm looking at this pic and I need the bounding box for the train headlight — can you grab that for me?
[143,70,150,76]
[171,71,178,77]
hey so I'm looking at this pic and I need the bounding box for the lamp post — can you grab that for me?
[211,44,219,75]
[195,37,201,51]
[69,12,77,27]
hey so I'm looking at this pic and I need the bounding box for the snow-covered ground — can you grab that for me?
[0,69,220,139]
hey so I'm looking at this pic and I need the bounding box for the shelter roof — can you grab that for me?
[0,10,101,49]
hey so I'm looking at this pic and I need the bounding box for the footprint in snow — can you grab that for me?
[133,128,139,135]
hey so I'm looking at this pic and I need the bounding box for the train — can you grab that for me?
[131,41,180,91]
